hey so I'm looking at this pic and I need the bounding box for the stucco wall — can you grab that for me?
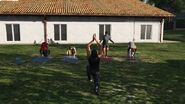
[135,21,161,42]
[47,21,135,44]
[47,21,161,43]
[0,21,44,44]
[0,16,162,44]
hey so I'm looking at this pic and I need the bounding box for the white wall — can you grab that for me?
[47,21,134,44]
[134,21,161,43]
[47,22,133,43]
[0,21,44,44]
[0,18,162,44]
[47,21,161,43]
[47,22,99,44]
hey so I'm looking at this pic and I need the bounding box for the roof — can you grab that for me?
[0,0,174,17]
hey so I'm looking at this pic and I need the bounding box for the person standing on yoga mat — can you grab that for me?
[100,31,114,58]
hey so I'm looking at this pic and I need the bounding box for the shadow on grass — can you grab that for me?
[0,53,185,104]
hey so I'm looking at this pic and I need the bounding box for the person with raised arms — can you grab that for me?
[86,34,102,95]
[100,31,114,58]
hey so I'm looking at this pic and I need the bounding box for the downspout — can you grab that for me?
[43,15,47,42]
[160,19,164,43]
[133,19,136,41]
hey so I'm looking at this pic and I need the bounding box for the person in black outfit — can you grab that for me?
[86,34,102,95]
[87,49,100,82]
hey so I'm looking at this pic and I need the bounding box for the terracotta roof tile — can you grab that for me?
[0,0,174,17]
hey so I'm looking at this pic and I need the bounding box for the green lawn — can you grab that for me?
[0,30,185,104]
[164,29,185,42]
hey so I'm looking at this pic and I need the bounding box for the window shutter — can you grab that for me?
[146,25,152,39]
[54,24,60,40]
[61,24,67,40]
[6,24,13,41]
[14,24,20,41]
[141,25,146,39]
[99,25,104,40]
[105,25,111,36]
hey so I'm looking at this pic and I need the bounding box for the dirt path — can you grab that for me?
[163,40,181,43]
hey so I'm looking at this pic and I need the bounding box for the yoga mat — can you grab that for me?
[100,57,112,62]
[63,56,78,63]
[32,57,50,63]
[15,57,26,65]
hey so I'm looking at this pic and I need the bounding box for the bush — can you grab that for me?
[176,19,185,28]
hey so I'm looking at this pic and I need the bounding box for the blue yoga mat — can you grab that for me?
[32,57,50,63]
[63,56,78,63]
[15,58,26,65]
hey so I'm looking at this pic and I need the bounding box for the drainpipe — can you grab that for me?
[133,19,136,41]
[160,19,164,43]
[43,15,47,42]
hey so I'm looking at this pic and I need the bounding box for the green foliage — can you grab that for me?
[176,19,185,28]
[164,29,185,42]
[143,0,185,13]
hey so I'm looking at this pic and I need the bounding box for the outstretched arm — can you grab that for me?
[94,35,101,48]
[86,35,95,57]
[109,38,114,44]
[100,39,103,44]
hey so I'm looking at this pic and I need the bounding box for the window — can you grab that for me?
[54,24,67,41]
[6,24,20,41]
[140,25,152,40]
[99,24,111,40]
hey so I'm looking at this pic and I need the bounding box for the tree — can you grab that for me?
[141,0,185,14]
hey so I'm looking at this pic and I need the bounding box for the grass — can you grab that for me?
[164,29,185,42]
[0,30,185,104]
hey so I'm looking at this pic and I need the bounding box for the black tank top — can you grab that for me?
[88,57,100,73]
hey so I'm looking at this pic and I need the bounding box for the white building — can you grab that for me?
[0,0,174,44]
